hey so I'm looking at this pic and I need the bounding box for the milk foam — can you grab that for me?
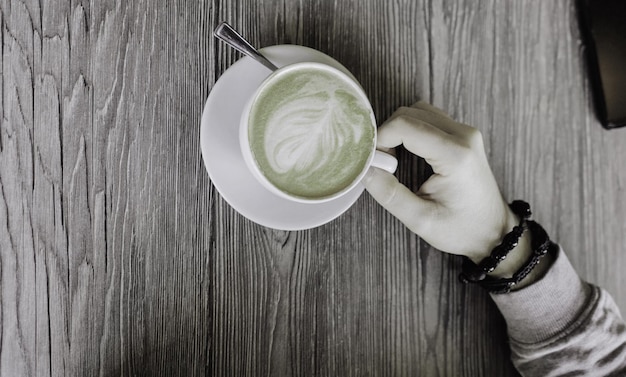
[248,67,375,199]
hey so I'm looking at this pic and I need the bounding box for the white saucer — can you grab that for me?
[200,45,365,231]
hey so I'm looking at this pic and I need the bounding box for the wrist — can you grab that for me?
[468,206,521,265]
[478,208,554,290]
[493,228,554,291]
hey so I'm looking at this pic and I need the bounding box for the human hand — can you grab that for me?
[363,101,519,263]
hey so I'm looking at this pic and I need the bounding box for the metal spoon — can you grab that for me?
[214,22,278,72]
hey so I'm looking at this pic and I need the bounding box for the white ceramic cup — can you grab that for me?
[240,62,397,204]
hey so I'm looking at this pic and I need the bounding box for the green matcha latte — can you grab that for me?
[247,65,376,200]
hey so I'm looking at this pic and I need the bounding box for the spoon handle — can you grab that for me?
[214,22,278,72]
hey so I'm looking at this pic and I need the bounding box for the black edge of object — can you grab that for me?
[576,0,626,129]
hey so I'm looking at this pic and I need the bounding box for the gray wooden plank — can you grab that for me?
[2,1,39,376]
[2,0,216,375]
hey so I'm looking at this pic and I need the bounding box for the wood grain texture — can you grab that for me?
[1,0,625,376]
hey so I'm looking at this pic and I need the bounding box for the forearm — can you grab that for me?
[490,247,626,376]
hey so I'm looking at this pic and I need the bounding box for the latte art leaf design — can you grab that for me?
[266,89,364,176]
[249,67,375,199]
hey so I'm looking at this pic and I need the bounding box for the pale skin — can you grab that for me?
[363,101,552,290]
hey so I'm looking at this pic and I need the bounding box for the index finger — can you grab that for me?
[377,115,462,171]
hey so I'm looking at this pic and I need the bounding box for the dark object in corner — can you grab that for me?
[578,0,626,129]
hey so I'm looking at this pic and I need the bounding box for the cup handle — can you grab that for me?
[371,150,398,174]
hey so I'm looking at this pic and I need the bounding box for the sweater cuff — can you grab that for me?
[490,245,592,344]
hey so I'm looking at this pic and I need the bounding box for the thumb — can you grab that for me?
[362,167,433,233]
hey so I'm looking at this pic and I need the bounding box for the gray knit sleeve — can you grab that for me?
[490,247,626,376]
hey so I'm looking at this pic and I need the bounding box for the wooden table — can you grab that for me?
[2,0,625,375]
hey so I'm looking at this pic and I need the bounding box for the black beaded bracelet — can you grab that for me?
[458,200,555,294]
[473,221,556,294]
[459,200,531,283]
